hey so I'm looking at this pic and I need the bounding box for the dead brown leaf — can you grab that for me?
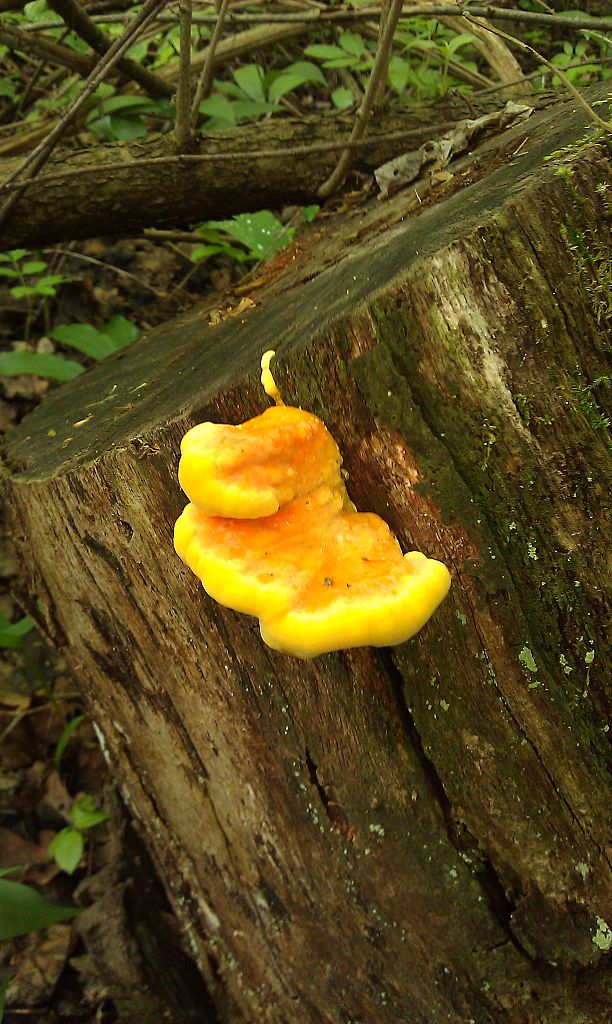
[5,923,72,1007]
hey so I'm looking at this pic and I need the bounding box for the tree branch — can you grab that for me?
[46,0,173,98]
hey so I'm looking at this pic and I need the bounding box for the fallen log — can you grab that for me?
[0,91,554,248]
[2,87,610,1022]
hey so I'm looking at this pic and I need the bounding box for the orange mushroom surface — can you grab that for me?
[174,351,451,658]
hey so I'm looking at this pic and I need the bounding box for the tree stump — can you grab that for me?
[2,91,610,1023]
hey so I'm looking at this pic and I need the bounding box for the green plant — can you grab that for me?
[192,206,318,265]
[48,794,109,875]
[86,92,173,142]
[0,250,67,302]
[0,314,139,380]
[198,61,326,129]
[0,612,35,650]
[0,867,79,941]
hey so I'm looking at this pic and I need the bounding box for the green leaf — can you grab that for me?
[88,113,147,142]
[7,250,28,262]
[0,877,79,939]
[54,714,84,769]
[0,351,84,381]
[70,795,109,831]
[301,204,319,223]
[229,100,277,120]
[21,260,48,275]
[339,32,366,57]
[210,211,292,260]
[191,244,225,262]
[304,44,348,61]
[48,828,84,875]
[388,55,411,95]
[103,315,139,349]
[198,94,237,128]
[24,0,51,23]
[267,61,327,102]
[51,323,116,360]
[331,87,354,110]
[233,64,265,103]
[0,612,35,650]
[0,268,19,279]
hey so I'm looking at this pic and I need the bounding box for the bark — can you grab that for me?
[0,91,555,249]
[2,89,610,1023]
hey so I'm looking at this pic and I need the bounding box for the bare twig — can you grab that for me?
[462,12,612,133]
[46,0,173,98]
[0,0,167,232]
[318,0,405,198]
[190,0,231,130]
[174,0,193,149]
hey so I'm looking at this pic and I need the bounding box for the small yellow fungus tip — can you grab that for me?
[260,349,284,406]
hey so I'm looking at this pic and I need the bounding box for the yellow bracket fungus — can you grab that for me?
[174,351,450,659]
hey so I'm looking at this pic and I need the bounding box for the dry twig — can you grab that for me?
[318,0,405,197]
[174,0,193,150]
[190,0,231,129]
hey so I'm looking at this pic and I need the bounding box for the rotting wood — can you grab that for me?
[2,88,611,1023]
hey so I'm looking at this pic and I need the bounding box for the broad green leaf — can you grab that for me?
[339,32,366,57]
[331,87,354,109]
[7,250,28,262]
[191,244,225,262]
[304,44,348,61]
[103,315,139,349]
[21,260,48,275]
[229,100,277,120]
[70,795,109,831]
[34,275,68,289]
[0,878,79,940]
[198,94,237,128]
[268,73,317,103]
[54,714,84,768]
[0,612,35,650]
[211,211,292,260]
[388,55,411,94]
[51,323,116,360]
[0,268,19,279]
[24,0,50,23]
[0,351,84,381]
[233,64,265,103]
[48,828,84,875]
[277,61,326,87]
[88,113,147,142]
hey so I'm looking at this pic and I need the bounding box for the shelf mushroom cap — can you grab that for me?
[174,349,451,659]
[174,483,451,660]
[178,405,342,519]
